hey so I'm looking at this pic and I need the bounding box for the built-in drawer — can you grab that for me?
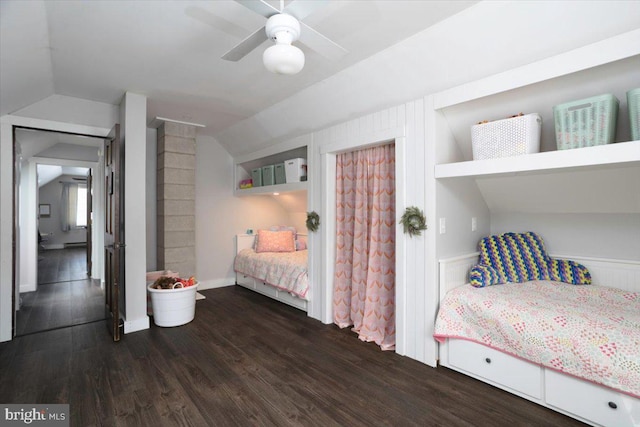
[545,369,640,427]
[276,290,307,311]
[254,281,278,298]
[236,274,256,289]
[448,339,542,399]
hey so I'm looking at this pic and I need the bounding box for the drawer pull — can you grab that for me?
[485,357,491,364]
[608,401,617,410]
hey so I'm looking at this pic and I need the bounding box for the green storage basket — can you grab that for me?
[553,93,619,150]
[628,88,640,141]
[251,168,262,187]
[262,165,275,186]
[274,163,286,185]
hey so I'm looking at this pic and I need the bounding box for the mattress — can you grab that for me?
[234,248,309,300]
[434,280,640,397]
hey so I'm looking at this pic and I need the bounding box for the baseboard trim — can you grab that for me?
[197,277,236,291]
[19,283,36,293]
[124,315,150,334]
[43,244,64,250]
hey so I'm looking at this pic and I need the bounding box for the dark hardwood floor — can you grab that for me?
[38,246,89,284]
[0,286,586,427]
[16,247,104,335]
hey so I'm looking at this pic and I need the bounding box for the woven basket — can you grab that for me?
[471,113,542,160]
[628,88,640,141]
[553,94,618,150]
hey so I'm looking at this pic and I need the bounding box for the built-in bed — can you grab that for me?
[234,233,308,311]
[435,252,640,427]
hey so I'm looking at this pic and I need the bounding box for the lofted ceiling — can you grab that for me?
[0,0,476,144]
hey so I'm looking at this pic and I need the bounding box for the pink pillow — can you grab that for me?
[255,230,295,253]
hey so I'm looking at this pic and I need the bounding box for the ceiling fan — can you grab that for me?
[222,0,348,75]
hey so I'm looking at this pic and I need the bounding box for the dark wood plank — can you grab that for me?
[0,286,586,427]
[17,247,104,335]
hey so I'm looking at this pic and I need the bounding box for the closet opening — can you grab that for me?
[319,134,406,353]
[333,142,396,350]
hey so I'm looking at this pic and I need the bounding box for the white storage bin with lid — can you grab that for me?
[284,158,307,183]
[471,113,542,160]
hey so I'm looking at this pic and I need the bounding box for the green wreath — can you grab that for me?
[399,206,427,237]
[306,211,320,232]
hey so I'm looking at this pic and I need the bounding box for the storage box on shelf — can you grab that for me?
[628,88,640,141]
[284,158,307,183]
[262,164,275,186]
[251,168,262,187]
[471,113,541,160]
[275,163,286,184]
[553,93,619,150]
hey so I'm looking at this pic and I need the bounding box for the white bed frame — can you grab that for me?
[235,234,308,312]
[438,253,640,427]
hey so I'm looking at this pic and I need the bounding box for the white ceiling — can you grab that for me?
[0,0,476,139]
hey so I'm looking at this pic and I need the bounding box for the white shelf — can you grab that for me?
[435,141,640,179]
[433,30,640,110]
[234,181,307,196]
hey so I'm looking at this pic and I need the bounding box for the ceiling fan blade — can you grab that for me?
[221,26,268,61]
[283,0,328,20]
[234,0,280,18]
[299,22,348,61]
[185,6,249,39]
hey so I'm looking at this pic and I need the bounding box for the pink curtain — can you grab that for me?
[333,143,396,350]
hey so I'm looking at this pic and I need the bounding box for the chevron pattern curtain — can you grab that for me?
[333,143,396,350]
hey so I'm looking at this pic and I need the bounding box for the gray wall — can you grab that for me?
[38,174,87,248]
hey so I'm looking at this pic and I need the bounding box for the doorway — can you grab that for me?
[318,133,407,354]
[14,128,106,335]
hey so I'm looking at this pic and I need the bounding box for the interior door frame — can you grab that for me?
[29,156,100,280]
[1,117,110,342]
[86,169,93,276]
[104,124,123,341]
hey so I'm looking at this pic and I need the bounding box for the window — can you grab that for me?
[76,185,87,227]
[61,182,88,230]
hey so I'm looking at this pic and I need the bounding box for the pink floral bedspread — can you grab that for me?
[434,281,640,397]
[234,249,309,300]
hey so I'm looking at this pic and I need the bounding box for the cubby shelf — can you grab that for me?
[435,140,640,179]
[233,138,309,197]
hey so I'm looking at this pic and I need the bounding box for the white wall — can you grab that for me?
[119,92,149,334]
[0,122,13,341]
[13,94,118,130]
[491,213,640,261]
[18,158,36,294]
[195,135,294,289]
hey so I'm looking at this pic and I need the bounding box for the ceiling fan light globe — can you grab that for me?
[265,13,300,42]
[263,44,305,75]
